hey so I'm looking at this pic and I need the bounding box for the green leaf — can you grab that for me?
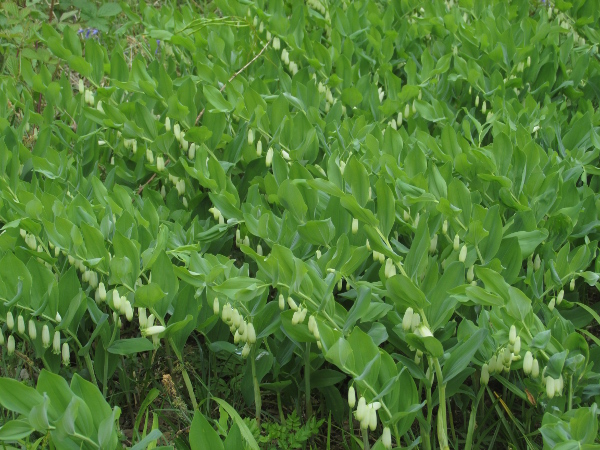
[212,398,259,450]
[442,329,488,383]
[0,420,35,441]
[0,378,43,416]
[134,283,166,308]
[297,219,335,246]
[203,85,233,112]
[386,275,430,310]
[108,338,155,355]
[189,412,224,450]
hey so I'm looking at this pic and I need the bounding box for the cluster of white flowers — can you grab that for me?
[81,81,95,106]
[20,229,37,251]
[2,311,66,364]
[112,289,134,322]
[123,138,138,154]
[209,207,226,225]
[347,386,391,446]
[138,307,165,347]
[281,48,299,76]
[218,301,256,358]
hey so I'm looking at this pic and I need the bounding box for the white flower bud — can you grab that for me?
[233,329,241,344]
[556,375,564,395]
[509,325,517,344]
[256,140,262,156]
[475,95,480,107]
[51,331,60,354]
[548,298,556,311]
[28,320,36,340]
[429,234,438,254]
[138,308,147,328]
[156,156,165,172]
[368,406,377,431]
[119,296,128,316]
[523,351,533,374]
[442,220,448,235]
[78,79,84,94]
[557,289,564,305]
[402,308,414,331]
[25,234,37,250]
[273,37,280,50]
[348,386,356,408]
[513,336,521,354]
[489,355,498,374]
[188,143,196,159]
[287,297,298,311]
[98,282,107,302]
[276,294,285,311]
[453,234,460,251]
[527,56,531,67]
[7,335,15,355]
[546,377,555,399]
[382,427,392,449]
[266,147,273,167]
[352,218,358,234]
[480,363,490,385]
[467,265,475,283]
[125,302,134,321]
[62,342,70,365]
[411,313,421,330]
[112,290,121,311]
[570,278,576,291]
[247,323,256,344]
[356,397,367,421]
[143,325,166,336]
[174,123,181,142]
[165,117,171,132]
[459,244,467,262]
[17,316,25,334]
[6,312,14,331]
[534,254,541,271]
[531,359,540,378]
[55,312,62,323]
[256,244,263,256]
[241,343,251,358]
[482,101,487,114]
[396,112,403,127]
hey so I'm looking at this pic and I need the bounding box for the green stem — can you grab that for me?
[305,342,312,419]
[421,377,433,450]
[433,358,449,450]
[567,374,573,411]
[250,347,262,426]
[362,428,370,450]
[465,386,485,450]
[103,319,120,397]
[181,367,198,411]
[84,354,97,386]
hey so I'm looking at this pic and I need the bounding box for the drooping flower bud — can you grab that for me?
[402,308,414,331]
[98,282,106,302]
[125,302,134,321]
[523,351,533,374]
[156,156,165,172]
[356,397,367,422]
[52,331,60,354]
[143,325,166,336]
[279,294,285,311]
[368,405,378,431]
[256,140,262,157]
[513,336,521,354]
[257,244,263,256]
[348,385,356,408]
[531,359,540,378]
[78,79,85,94]
[7,335,15,355]
[265,147,274,167]
[382,427,392,449]
[247,129,254,145]
[174,123,181,142]
[241,343,251,358]
[570,278,575,291]
[411,312,421,330]
[17,316,25,334]
[548,298,556,311]
[352,218,358,234]
[534,254,541,271]
[459,244,467,262]
[546,377,555,399]
[453,234,460,251]
[28,320,36,340]
[467,265,475,283]
[557,289,564,305]
[165,117,171,132]
[247,323,256,344]
[55,312,62,323]
[188,143,196,160]
[287,297,298,311]
[42,325,50,348]
[62,342,70,365]
[6,312,14,331]
[509,325,517,345]
[481,363,490,385]
[112,290,122,312]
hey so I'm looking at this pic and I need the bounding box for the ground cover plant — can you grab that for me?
[0,0,600,448]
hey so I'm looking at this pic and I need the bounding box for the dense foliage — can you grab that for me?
[1,0,600,448]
